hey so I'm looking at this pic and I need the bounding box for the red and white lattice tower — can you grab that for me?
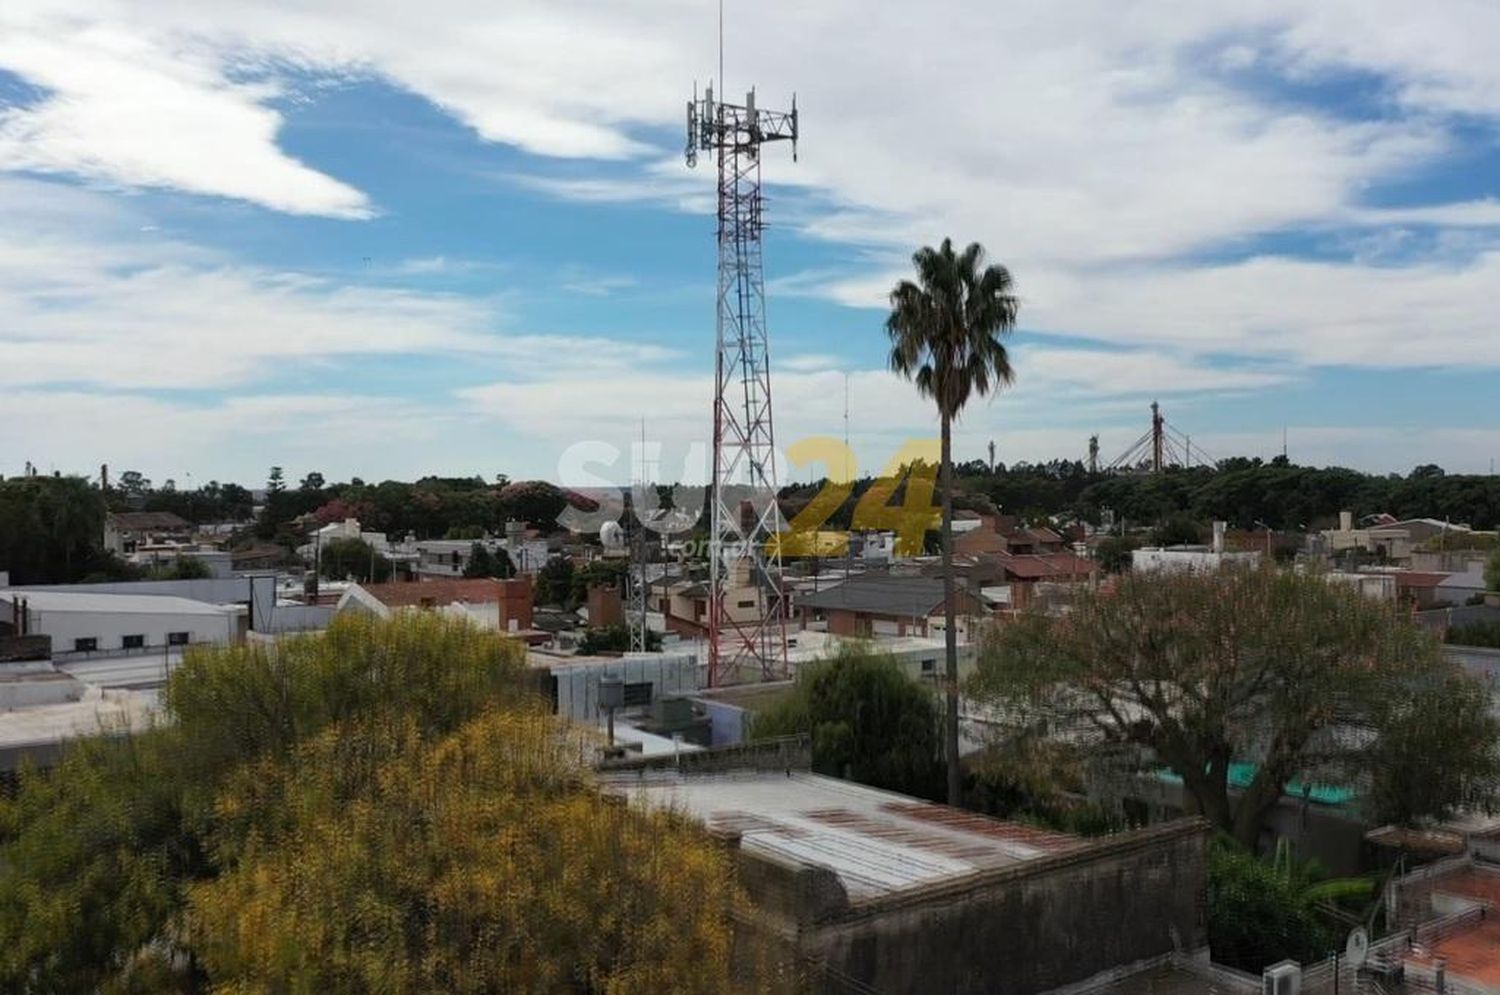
[686,84,797,685]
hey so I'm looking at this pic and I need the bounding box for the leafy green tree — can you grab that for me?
[1487,549,1500,593]
[753,643,942,797]
[498,480,568,530]
[1092,535,1139,574]
[886,237,1018,805]
[118,470,151,498]
[577,623,661,654]
[319,536,392,582]
[1150,512,1202,547]
[533,555,576,607]
[971,566,1500,847]
[145,555,213,580]
[298,471,325,491]
[463,542,516,580]
[0,475,128,584]
[266,467,285,494]
[1208,841,1334,972]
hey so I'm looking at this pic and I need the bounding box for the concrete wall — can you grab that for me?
[263,604,334,634]
[26,607,236,655]
[785,820,1211,995]
[545,651,701,723]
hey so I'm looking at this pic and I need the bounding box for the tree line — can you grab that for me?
[778,457,1500,533]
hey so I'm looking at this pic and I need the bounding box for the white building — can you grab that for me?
[530,650,702,723]
[1131,522,1261,573]
[0,590,239,657]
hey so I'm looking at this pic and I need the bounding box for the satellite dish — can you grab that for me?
[600,520,625,550]
[1345,926,1370,968]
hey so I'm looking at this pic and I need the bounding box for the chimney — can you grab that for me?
[1212,521,1226,555]
[1339,510,1353,532]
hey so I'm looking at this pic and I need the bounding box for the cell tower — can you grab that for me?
[686,80,798,685]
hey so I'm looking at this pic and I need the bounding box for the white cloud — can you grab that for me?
[0,9,371,217]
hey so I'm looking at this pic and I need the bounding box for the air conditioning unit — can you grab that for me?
[1263,961,1301,995]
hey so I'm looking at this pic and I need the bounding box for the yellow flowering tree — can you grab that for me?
[1,614,757,994]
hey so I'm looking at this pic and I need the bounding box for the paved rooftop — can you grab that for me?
[604,770,1079,899]
[0,686,159,769]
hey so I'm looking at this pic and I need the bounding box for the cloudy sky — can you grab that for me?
[2,1,1499,488]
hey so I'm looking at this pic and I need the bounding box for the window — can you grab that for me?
[73,637,98,652]
[623,681,653,707]
[736,599,756,609]
[920,658,936,674]
[167,631,190,646]
[122,634,145,650]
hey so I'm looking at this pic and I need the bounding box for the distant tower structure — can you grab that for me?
[1087,436,1099,474]
[1151,401,1165,473]
[988,439,996,473]
[686,79,798,685]
[1107,402,1216,473]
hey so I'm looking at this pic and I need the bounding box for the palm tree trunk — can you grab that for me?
[940,411,961,806]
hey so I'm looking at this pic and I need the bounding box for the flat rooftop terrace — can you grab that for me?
[604,769,1079,900]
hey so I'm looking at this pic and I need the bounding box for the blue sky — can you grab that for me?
[1,1,1499,487]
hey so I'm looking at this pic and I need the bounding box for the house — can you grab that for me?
[656,563,767,640]
[401,538,520,580]
[103,511,193,555]
[602,740,1211,995]
[337,577,533,632]
[953,513,1069,558]
[982,550,1098,610]
[1131,521,1261,574]
[796,573,985,640]
[1321,510,1473,566]
[1392,570,1456,609]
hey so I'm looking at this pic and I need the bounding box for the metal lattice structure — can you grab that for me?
[686,84,797,685]
[1107,400,1219,472]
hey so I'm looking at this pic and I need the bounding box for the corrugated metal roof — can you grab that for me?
[604,770,1079,899]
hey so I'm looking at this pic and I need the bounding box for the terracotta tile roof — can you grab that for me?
[991,551,1097,580]
[108,511,192,531]
[358,578,505,608]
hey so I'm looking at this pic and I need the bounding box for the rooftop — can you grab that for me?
[603,769,1079,900]
[797,574,950,616]
[354,577,508,608]
[107,511,192,531]
[1,590,233,616]
[0,686,159,768]
[990,550,1097,580]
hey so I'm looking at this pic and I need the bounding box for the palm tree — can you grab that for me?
[886,238,1018,806]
